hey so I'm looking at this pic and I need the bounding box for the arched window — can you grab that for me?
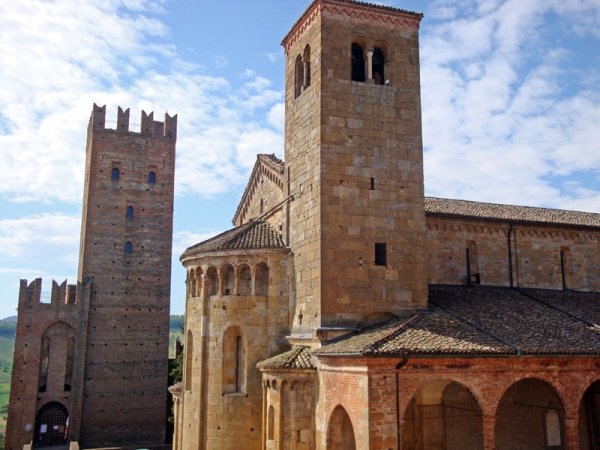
[303,45,311,90]
[148,171,156,184]
[267,405,275,440]
[185,330,193,391]
[466,241,480,285]
[124,241,133,254]
[545,410,562,448]
[237,264,252,296]
[111,167,120,181]
[351,43,365,82]
[221,264,234,295]
[126,205,134,219]
[295,55,304,99]
[372,47,385,84]
[39,337,50,392]
[206,266,218,296]
[255,262,269,296]
[222,326,246,394]
[64,337,74,391]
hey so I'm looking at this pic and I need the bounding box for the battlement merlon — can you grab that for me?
[18,278,79,309]
[89,103,177,140]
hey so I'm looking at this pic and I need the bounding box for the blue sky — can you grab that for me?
[0,0,599,319]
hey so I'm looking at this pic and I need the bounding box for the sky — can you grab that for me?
[0,0,599,319]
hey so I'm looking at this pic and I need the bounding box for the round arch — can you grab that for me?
[327,405,356,450]
[578,379,600,450]
[34,401,69,447]
[402,379,483,450]
[495,378,565,450]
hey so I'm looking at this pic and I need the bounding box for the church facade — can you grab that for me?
[172,1,600,450]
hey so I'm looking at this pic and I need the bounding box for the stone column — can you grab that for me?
[366,49,374,82]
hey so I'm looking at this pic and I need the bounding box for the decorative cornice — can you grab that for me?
[282,0,423,54]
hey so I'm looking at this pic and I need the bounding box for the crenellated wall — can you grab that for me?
[5,279,91,450]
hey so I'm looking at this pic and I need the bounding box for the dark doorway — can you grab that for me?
[34,402,69,447]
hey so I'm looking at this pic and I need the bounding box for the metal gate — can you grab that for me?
[34,402,69,447]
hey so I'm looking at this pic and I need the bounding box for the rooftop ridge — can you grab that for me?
[425,196,600,228]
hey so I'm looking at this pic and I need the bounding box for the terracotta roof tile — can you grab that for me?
[181,220,286,257]
[425,197,600,228]
[315,286,600,357]
[257,346,316,371]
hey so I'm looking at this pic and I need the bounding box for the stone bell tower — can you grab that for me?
[282,0,427,338]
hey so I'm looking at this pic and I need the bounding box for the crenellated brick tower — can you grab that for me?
[5,104,176,450]
[77,104,176,447]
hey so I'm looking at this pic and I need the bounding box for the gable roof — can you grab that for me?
[425,197,600,228]
[314,285,600,357]
[181,220,287,260]
[233,154,285,226]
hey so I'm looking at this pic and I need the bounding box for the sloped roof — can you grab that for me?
[257,346,316,371]
[181,220,286,259]
[233,154,285,225]
[315,286,600,357]
[425,197,600,228]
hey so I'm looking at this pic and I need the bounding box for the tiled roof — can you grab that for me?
[257,346,316,371]
[181,220,286,257]
[425,197,600,228]
[315,286,600,357]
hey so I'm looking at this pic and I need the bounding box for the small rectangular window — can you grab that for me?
[375,243,387,266]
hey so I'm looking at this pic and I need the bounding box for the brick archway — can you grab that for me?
[327,405,356,450]
[401,379,483,450]
[34,401,69,447]
[578,379,600,450]
[495,378,565,450]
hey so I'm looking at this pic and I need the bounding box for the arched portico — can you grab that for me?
[402,379,483,450]
[495,378,565,450]
[578,380,600,450]
[327,405,356,450]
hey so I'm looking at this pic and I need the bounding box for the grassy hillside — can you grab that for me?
[0,320,15,435]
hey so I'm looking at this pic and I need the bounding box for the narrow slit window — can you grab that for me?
[370,177,375,190]
[126,206,134,219]
[111,167,120,181]
[124,241,133,254]
[148,171,156,184]
[375,243,387,266]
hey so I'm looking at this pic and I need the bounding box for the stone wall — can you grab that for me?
[180,251,291,450]
[426,215,600,291]
[5,279,91,450]
[284,1,428,336]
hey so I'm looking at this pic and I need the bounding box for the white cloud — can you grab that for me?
[0,213,80,260]
[0,0,284,205]
[421,0,600,211]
